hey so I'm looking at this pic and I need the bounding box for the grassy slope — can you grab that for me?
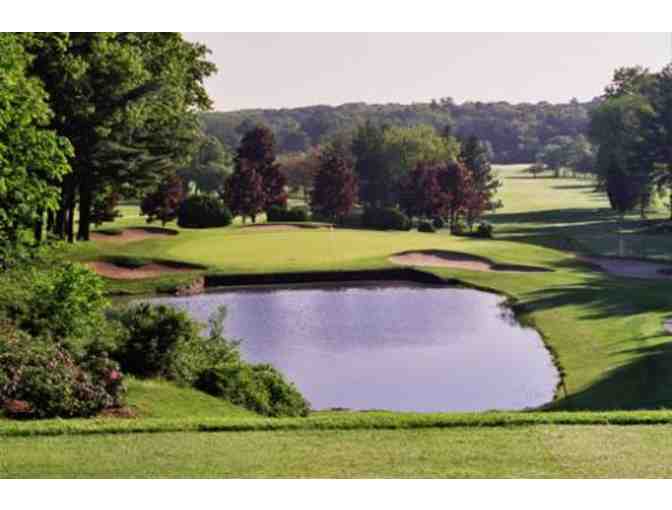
[5,165,672,477]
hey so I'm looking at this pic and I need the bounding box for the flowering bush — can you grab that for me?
[0,325,125,419]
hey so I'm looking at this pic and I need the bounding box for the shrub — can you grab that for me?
[418,221,436,233]
[177,195,232,229]
[451,219,467,236]
[266,205,310,222]
[362,207,410,231]
[475,221,494,238]
[0,327,125,419]
[7,262,108,346]
[432,217,445,230]
[196,362,309,417]
[114,303,201,378]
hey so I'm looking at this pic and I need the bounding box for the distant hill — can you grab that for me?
[200,98,600,164]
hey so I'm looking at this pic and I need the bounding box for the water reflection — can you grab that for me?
[145,283,558,412]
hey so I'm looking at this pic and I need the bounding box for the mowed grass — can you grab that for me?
[3,425,672,478]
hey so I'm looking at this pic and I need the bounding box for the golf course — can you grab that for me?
[4,164,672,478]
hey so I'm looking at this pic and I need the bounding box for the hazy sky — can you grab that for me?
[183,33,671,112]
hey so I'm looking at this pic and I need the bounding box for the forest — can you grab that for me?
[201,96,599,163]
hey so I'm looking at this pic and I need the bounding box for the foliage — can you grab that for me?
[114,303,201,379]
[475,221,494,239]
[0,33,72,243]
[0,326,125,419]
[234,124,287,213]
[201,97,597,164]
[177,195,232,228]
[221,159,266,223]
[432,217,445,229]
[399,162,445,219]
[91,187,122,226]
[278,149,320,199]
[311,142,358,221]
[417,221,436,233]
[266,205,310,222]
[361,207,410,231]
[177,135,232,194]
[113,303,310,417]
[141,174,185,226]
[2,262,109,348]
[460,134,501,208]
[25,32,216,241]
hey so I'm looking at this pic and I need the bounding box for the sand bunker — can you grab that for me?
[86,261,196,280]
[389,250,551,273]
[90,227,177,244]
[579,256,672,280]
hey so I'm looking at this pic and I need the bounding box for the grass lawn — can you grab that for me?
[4,164,672,477]
[3,425,672,478]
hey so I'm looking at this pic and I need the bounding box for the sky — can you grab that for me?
[183,33,672,112]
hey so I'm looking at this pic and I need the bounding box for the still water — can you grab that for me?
[146,283,558,412]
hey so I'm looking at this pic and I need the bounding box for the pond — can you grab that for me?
[145,283,558,412]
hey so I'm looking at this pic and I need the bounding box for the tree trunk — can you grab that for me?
[66,200,75,243]
[33,209,44,243]
[77,177,93,241]
[46,210,54,233]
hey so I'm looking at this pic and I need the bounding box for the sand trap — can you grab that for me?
[579,256,672,280]
[86,261,195,280]
[90,227,177,244]
[389,250,551,273]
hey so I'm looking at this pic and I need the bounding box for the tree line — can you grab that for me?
[587,65,672,218]
[200,96,598,164]
[0,32,216,251]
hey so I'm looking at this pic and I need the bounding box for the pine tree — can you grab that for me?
[460,135,501,211]
[311,143,358,222]
[236,124,287,210]
[221,159,266,223]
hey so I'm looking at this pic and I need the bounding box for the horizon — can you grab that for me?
[184,33,671,112]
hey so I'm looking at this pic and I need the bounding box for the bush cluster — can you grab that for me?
[418,221,436,233]
[266,205,310,222]
[475,221,494,238]
[432,217,445,230]
[362,207,410,231]
[177,195,232,228]
[0,325,124,419]
[112,304,310,417]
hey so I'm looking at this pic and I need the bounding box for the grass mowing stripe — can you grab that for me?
[4,410,672,438]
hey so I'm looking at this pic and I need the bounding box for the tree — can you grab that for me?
[177,135,232,194]
[221,159,266,223]
[437,162,478,230]
[91,187,122,226]
[351,121,394,207]
[399,163,445,220]
[279,149,320,202]
[589,94,656,216]
[25,32,216,241]
[235,124,287,210]
[650,64,672,217]
[311,142,358,222]
[0,33,72,247]
[140,174,185,225]
[460,134,501,209]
